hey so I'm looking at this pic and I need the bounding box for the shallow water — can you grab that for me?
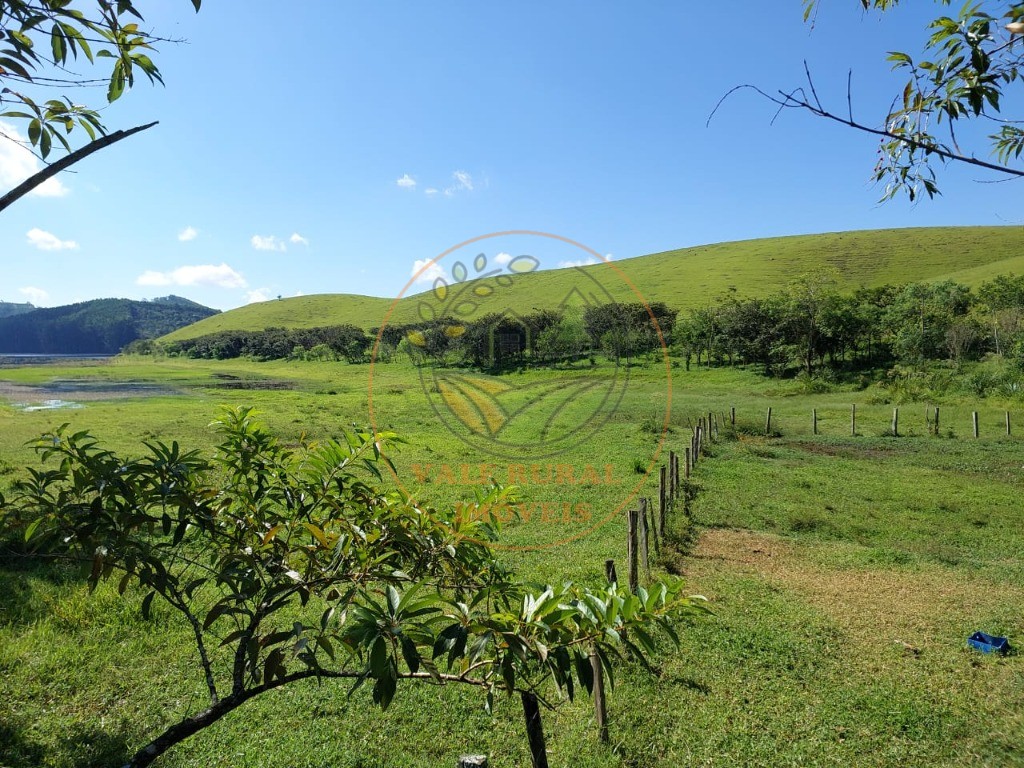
[16,399,83,412]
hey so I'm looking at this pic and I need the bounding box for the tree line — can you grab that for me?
[157,274,1024,380]
[674,274,1024,376]
[162,302,678,368]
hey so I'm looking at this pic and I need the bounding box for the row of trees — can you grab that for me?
[163,303,679,368]
[166,324,372,363]
[157,275,1024,378]
[676,274,1024,376]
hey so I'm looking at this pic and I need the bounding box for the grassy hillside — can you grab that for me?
[164,226,1024,342]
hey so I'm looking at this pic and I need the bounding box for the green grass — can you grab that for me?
[163,226,1024,341]
[0,357,1022,767]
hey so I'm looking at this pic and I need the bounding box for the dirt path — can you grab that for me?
[686,527,1022,653]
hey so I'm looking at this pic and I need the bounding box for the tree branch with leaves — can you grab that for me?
[716,1,1024,201]
[0,407,708,768]
[0,0,201,207]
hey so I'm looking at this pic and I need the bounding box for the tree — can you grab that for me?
[535,308,591,364]
[0,0,201,210]
[883,280,973,363]
[977,273,1024,355]
[779,272,841,376]
[0,407,707,767]
[718,1,1024,201]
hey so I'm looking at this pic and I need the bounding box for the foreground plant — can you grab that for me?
[0,407,707,768]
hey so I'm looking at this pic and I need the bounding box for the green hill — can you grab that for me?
[0,295,219,354]
[163,226,1023,341]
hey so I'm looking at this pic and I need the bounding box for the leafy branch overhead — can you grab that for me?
[0,0,201,160]
[1,407,707,767]
[720,1,1024,201]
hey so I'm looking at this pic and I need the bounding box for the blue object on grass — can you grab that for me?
[967,631,1010,655]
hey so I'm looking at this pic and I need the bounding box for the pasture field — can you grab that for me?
[0,356,1021,767]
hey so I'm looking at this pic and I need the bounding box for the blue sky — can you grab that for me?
[3,1,1022,310]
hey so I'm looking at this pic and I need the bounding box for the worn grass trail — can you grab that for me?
[677,427,1024,767]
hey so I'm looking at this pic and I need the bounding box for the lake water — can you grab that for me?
[0,354,114,367]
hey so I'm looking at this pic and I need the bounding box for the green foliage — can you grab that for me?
[0,0,201,160]
[162,228,1024,350]
[677,272,1024,378]
[803,1,1024,200]
[0,407,706,766]
[165,324,371,363]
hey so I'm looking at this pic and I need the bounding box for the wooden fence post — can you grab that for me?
[892,407,899,438]
[707,412,713,441]
[668,451,676,500]
[605,559,617,586]
[658,467,667,539]
[765,407,772,435]
[731,406,736,426]
[973,411,979,438]
[1007,411,1012,437]
[934,406,940,436]
[684,446,691,479]
[812,408,818,436]
[673,450,680,491]
[638,498,650,580]
[851,404,856,437]
[626,509,639,593]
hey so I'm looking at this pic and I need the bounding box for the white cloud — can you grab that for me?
[494,252,512,266]
[396,174,417,189]
[251,234,286,252]
[558,258,599,269]
[178,226,198,242]
[411,258,447,285]
[19,286,49,305]
[424,187,439,196]
[289,232,309,246]
[26,228,78,251]
[0,121,68,197]
[136,263,247,289]
[246,289,271,303]
[445,170,474,196]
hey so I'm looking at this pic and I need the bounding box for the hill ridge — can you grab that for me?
[0,296,219,354]
[161,226,1023,342]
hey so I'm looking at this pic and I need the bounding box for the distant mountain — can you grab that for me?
[0,296,220,354]
[0,301,35,319]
